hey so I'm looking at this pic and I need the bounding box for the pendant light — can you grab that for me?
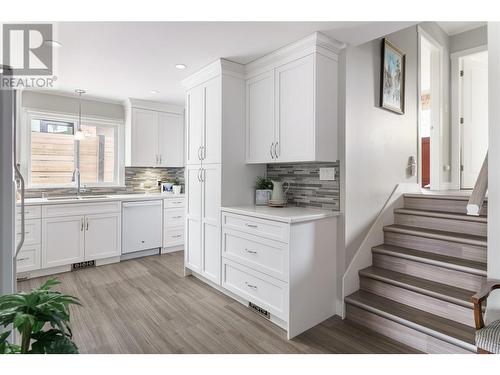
[74,89,86,140]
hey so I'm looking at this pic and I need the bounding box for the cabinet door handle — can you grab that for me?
[198,146,202,160]
[245,282,258,289]
[81,218,84,231]
[245,223,258,229]
[270,143,274,159]
[274,142,279,159]
[197,168,202,182]
[86,219,89,231]
[202,146,206,160]
[159,154,162,164]
[244,248,258,255]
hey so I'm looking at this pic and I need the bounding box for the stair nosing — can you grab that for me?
[359,266,474,308]
[394,208,487,223]
[372,244,487,276]
[404,193,488,202]
[345,292,477,352]
[384,224,487,247]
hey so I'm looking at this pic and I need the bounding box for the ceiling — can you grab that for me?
[49,21,416,105]
[436,21,487,36]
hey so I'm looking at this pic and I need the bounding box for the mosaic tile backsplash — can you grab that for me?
[25,167,185,198]
[266,162,340,211]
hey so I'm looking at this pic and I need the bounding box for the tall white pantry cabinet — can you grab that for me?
[183,60,265,284]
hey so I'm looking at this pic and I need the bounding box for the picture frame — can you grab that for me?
[380,38,406,114]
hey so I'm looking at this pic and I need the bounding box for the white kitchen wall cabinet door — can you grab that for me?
[185,165,203,272]
[202,78,222,164]
[246,71,276,163]
[158,112,184,167]
[186,86,204,165]
[42,215,85,268]
[131,108,159,167]
[201,164,221,283]
[84,212,121,261]
[275,55,315,162]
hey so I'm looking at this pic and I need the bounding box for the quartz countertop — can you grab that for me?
[221,205,339,224]
[20,192,184,206]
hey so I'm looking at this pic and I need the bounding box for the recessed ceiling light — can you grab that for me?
[150,90,160,94]
[45,40,62,48]
[175,64,187,70]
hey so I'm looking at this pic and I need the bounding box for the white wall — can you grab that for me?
[22,91,125,120]
[487,22,500,321]
[342,26,418,267]
[451,25,488,54]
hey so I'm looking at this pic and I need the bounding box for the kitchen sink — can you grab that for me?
[45,195,110,201]
[80,195,110,199]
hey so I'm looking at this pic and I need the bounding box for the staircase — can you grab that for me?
[345,193,487,354]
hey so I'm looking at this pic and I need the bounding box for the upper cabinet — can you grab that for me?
[126,99,184,167]
[185,77,222,165]
[245,32,344,164]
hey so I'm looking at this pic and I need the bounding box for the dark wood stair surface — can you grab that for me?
[383,224,487,247]
[345,290,476,349]
[359,266,476,308]
[372,244,487,275]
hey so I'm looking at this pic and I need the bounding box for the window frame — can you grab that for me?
[22,109,125,189]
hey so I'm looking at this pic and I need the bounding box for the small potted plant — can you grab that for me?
[0,278,80,354]
[172,178,182,195]
[255,176,273,206]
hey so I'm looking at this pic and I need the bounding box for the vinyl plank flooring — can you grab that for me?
[18,251,420,354]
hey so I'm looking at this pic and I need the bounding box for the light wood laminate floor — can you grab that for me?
[19,252,421,354]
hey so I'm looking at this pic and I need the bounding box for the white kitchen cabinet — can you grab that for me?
[162,197,185,252]
[84,212,121,261]
[246,71,276,163]
[185,78,221,165]
[42,215,85,268]
[245,33,343,163]
[185,165,203,272]
[126,99,184,167]
[16,245,41,273]
[158,112,184,167]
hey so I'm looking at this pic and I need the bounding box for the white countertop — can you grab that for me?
[221,205,339,224]
[21,192,184,206]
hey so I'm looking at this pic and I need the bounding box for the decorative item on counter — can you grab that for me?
[255,176,273,206]
[172,178,182,195]
[268,179,289,208]
[161,181,173,193]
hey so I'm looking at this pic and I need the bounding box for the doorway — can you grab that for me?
[418,28,443,190]
[460,51,488,189]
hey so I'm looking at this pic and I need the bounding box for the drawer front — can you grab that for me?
[164,198,185,209]
[222,230,288,281]
[222,212,289,243]
[43,202,121,218]
[16,219,41,246]
[17,205,42,220]
[222,259,287,320]
[163,227,184,247]
[164,208,185,227]
[16,245,41,273]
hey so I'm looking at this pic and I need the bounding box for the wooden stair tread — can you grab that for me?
[394,208,487,223]
[359,266,475,307]
[404,193,488,201]
[372,244,487,274]
[384,224,487,246]
[345,290,476,348]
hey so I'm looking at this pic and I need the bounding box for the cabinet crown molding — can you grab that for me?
[182,59,245,89]
[245,32,346,78]
[127,98,184,114]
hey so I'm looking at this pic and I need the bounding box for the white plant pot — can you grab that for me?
[173,185,182,195]
[255,189,272,206]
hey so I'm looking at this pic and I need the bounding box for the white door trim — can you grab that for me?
[450,44,488,190]
[417,25,445,190]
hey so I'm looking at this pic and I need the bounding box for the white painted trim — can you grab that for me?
[450,44,488,190]
[181,59,245,89]
[128,98,184,114]
[341,183,421,318]
[418,26,445,191]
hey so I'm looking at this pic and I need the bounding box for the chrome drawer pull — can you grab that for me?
[244,248,258,255]
[16,231,29,236]
[172,216,183,219]
[17,257,29,262]
[172,234,182,238]
[172,201,182,204]
[245,224,258,229]
[245,282,257,289]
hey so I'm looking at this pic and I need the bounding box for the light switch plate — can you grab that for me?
[319,167,335,181]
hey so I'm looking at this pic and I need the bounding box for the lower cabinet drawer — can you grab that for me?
[164,208,185,227]
[16,219,41,246]
[222,230,288,281]
[222,212,289,243]
[222,258,287,320]
[16,245,41,273]
[163,227,184,247]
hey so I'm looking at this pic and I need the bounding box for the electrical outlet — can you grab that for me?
[319,167,335,181]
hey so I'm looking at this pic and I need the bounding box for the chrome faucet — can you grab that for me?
[71,168,85,197]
